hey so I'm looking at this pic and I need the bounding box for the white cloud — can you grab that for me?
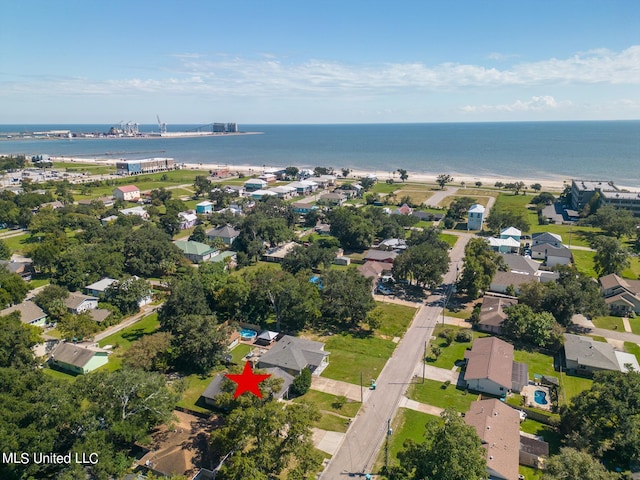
[461,95,565,113]
[1,46,639,100]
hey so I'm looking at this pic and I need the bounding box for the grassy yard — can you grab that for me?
[624,342,640,360]
[529,224,601,249]
[408,379,479,412]
[376,408,435,470]
[592,315,625,331]
[438,195,491,209]
[400,189,434,205]
[571,249,597,278]
[2,233,32,255]
[175,368,224,414]
[628,318,640,335]
[375,302,417,338]
[438,232,458,247]
[43,366,77,382]
[519,465,544,480]
[230,343,252,364]
[427,324,485,370]
[520,418,562,455]
[321,334,396,384]
[97,313,160,371]
[293,390,361,433]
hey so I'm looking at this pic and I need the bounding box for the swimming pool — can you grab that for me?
[240,329,257,341]
[534,389,548,405]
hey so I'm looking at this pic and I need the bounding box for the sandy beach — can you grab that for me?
[50,156,571,191]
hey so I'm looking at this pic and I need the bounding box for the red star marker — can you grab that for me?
[225,361,271,398]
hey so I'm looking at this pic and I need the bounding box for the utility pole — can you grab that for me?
[360,371,363,403]
[385,418,392,471]
[423,340,426,383]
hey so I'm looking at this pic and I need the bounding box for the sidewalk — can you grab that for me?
[311,376,371,402]
[398,396,443,416]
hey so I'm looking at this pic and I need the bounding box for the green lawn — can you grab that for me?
[372,182,404,194]
[621,256,640,280]
[513,348,592,405]
[407,379,479,412]
[43,366,77,381]
[230,343,252,364]
[375,302,417,338]
[530,224,602,249]
[438,233,458,247]
[2,233,32,255]
[400,189,434,205]
[571,249,597,278]
[98,313,160,349]
[176,368,224,414]
[628,318,640,335]
[520,418,562,455]
[519,465,544,480]
[53,161,116,175]
[624,342,640,360]
[294,390,361,418]
[592,315,625,331]
[427,325,485,369]
[321,334,396,384]
[377,408,436,470]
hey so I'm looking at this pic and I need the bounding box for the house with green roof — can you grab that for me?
[174,240,219,264]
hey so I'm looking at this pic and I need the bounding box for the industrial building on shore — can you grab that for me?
[116,158,177,175]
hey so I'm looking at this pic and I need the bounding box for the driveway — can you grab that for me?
[424,186,458,208]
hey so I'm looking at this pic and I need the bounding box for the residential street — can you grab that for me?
[321,231,472,478]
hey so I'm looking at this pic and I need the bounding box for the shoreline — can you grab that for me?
[49,156,571,191]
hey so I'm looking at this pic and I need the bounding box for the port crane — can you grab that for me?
[156,115,167,134]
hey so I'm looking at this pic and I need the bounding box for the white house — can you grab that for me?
[178,211,198,230]
[64,292,99,314]
[113,185,140,202]
[244,178,268,192]
[467,204,485,230]
[120,206,148,219]
[500,226,522,242]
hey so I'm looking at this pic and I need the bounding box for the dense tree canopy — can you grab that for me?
[320,268,375,330]
[590,205,637,239]
[502,304,563,348]
[457,238,501,299]
[542,448,620,480]
[560,370,640,471]
[395,408,487,480]
[0,266,29,308]
[328,207,375,251]
[592,235,631,277]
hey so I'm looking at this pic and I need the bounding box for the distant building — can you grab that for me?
[206,224,240,245]
[244,178,268,192]
[174,240,219,264]
[178,211,198,230]
[116,158,174,175]
[262,242,297,263]
[600,273,640,315]
[467,204,485,230]
[570,179,640,216]
[500,226,522,242]
[120,205,148,219]
[85,277,117,297]
[195,201,213,214]
[113,185,140,201]
[64,292,98,314]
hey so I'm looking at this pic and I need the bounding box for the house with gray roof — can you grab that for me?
[85,277,118,297]
[530,243,572,267]
[49,343,109,374]
[532,232,563,247]
[499,253,539,276]
[64,292,98,314]
[563,333,640,375]
[206,224,240,245]
[0,259,34,281]
[201,366,294,406]
[599,273,640,315]
[257,335,329,377]
[489,271,539,295]
[0,301,47,327]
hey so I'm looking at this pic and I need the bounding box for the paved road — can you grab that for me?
[424,186,459,207]
[321,232,472,478]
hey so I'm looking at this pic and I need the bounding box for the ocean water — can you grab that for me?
[0,121,638,185]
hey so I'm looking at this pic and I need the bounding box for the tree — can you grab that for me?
[34,284,69,321]
[475,181,482,188]
[502,304,561,348]
[193,175,212,198]
[392,242,449,288]
[189,224,207,243]
[543,448,620,480]
[456,238,500,299]
[0,267,29,308]
[124,224,182,277]
[289,368,312,397]
[0,240,10,260]
[77,367,179,443]
[531,183,542,192]
[560,370,640,470]
[170,314,229,373]
[285,166,299,180]
[592,205,637,239]
[436,174,453,190]
[321,268,375,330]
[0,312,41,368]
[281,243,336,275]
[592,235,630,277]
[210,400,322,480]
[159,275,212,329]
[327,207,375,251]
[486,208,530,232]
[314,166,331,176]
[105,276,152,316]
[122,332,172,372]
[397,168,408,182]
[396,408,487,480]
[494,181,504,189]
[341,168,350,178]
[58,311,100,341]
[447,196,476,221]
[512,181,526,195]
[531,191,556,206]
[359,176,377,191]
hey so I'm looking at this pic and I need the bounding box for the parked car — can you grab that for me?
[377,284,392,295]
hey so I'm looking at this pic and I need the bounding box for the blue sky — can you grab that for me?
[2,0,639,124]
